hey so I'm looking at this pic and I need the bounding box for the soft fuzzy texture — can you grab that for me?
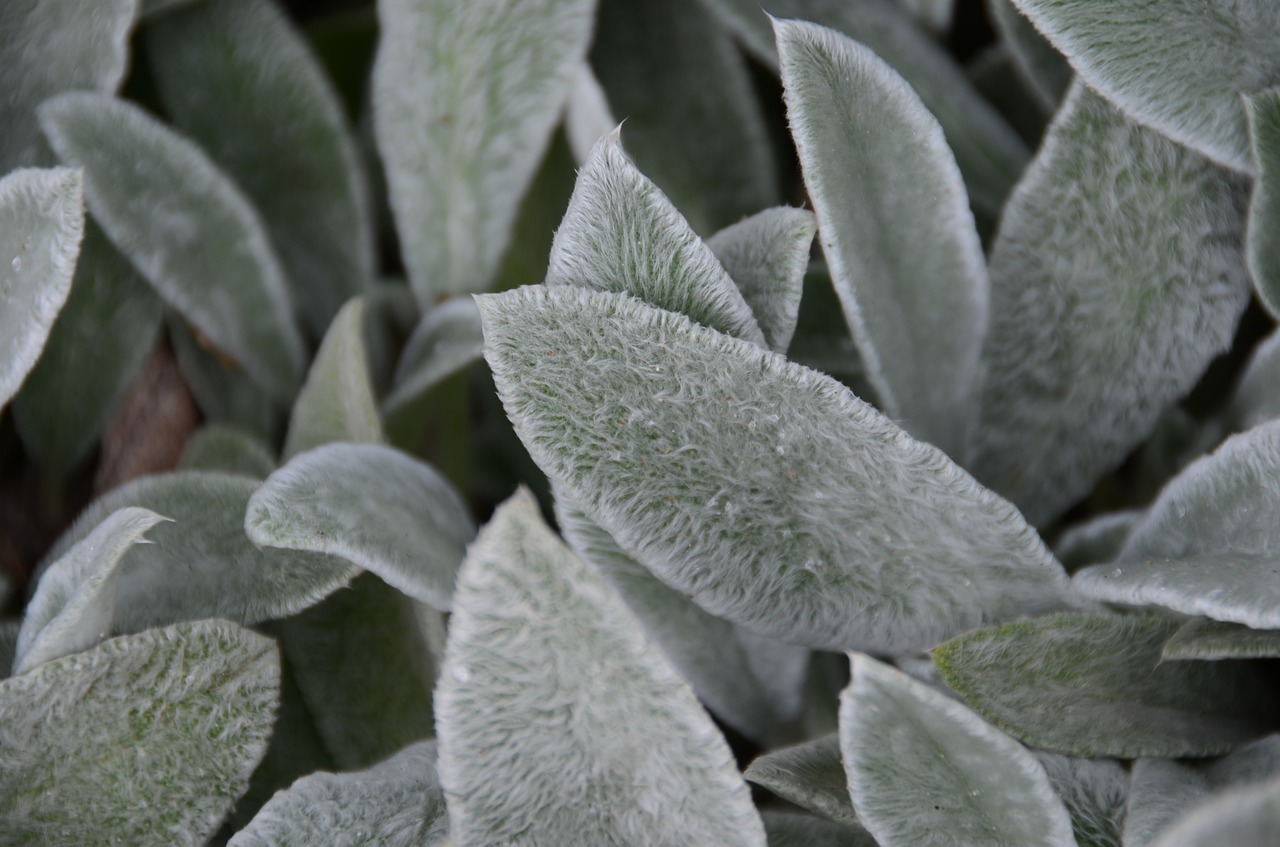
[1248,89,1280,319]
[744,733,859,827]
[1035,752,1129,847]
[1149,776,1280,847]
[179,423,277,479]
[1228,327,1280,431]
[1161,619,1280,662]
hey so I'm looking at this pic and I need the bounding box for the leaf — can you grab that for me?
[564,62,615,165]
[699,0,1030,213]
[777,19,988,456]
[0,619,279,846]
[546,131,767,347]
[0,622,17,682]
[0,0,136,171]
[966,45,1053,155]
[1228,329,1280,432]
[969,84,1250,526]
[1150,777,1280,847]
[0,167,85,410]
[39,92,307,403]
[985,0,1071,112]
[787,264,869,391]
[383,297,485,417]
[894,0,952,32]
[246,443,473,612]
[169,315,283,442]
[1247,89,1280,319]
[147,0,375,339]
[1163,619,1280,661]
[1071,422,1280,628]
[744,734,858,827]
[1125,759,1211,847]
[282,298,384,460]
[13,221,162,473]
[436,490,766,846]
[43,471,356,633]
[1034,752,1127,847]
[555,490,807,745]
[15,508,169,674]
[1009,0,1280,173]
[179,424,278,479]
[230,738,449,847]
[933,614,1279,758]
[841,654,1075,847]
[761,811,878,847]
[590,0,778,234]
[1053,511,1141,573]
[479,284,1066,653]
[707,207,816,354]
[372,0,595,301]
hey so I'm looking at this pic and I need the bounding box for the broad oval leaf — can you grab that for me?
[179,423,277,479]
[969,84,1250,526]
[148,0,375,339]
[1072,421,1280,628]
[1246,89,1280,319]
[744,734,858,827]
[246,443,474,612]
[1150,777,1280,847]
[373,0,594,301]
[777,19,988,456]
[546,131,767,347]
[437,490,766,846]
[707,207,816,355]
[1009,0,1280,172]
[933,614,1279,758]
[841,654,1075,847]
[0,620,279,846]
[383,297,485,417]
[479,284,1065,653]
[1163,619,1280,662]
[39,92,306,403]
[15,508,169,674]
[44,471,356,633]
[0,167,84,410]
[230,738,448,846]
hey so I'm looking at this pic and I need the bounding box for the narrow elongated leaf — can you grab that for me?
[230,738,449,847]
[437,490,766,846]
[0,620,279,846]
[591,0,777,234]
[1035,753,1127,847]
[1163,619,1280,661]
[1151,777,1280,847]
[282,298,383,460]
[1247,89,1280,319]
[0,167,84,410]
[778,19,988,456]
[933,615,1279,758]
[699,0,1029,213]
[15,508,169,674]
[985,0,1070,112]
[708,207,816,354]
[148,0,374,339]
[383,298,485,417]
[1053,511,1141,573]
[546,132,766,347]
[1072,422,1280,628]
[1125,759,1210,847]
[1229,330,1280,431]
[179,424,277,479]
[0,0,136,171]
[479,285,1065,653]
[970,84,1250,526]
[39,93,306,403]
[247,443,473,611]
[373,0,594,301]
[44,471,356,633]
[745,734,857,827]
[762,812,877,847]
[14,222,161,472]
[1009,0,1280,172]
[842,654,1075,847]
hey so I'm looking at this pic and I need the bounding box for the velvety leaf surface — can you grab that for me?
[590,0,777,234]
[1072,422,1280,628]
[39,93,306,403]
[179,424,277,479]
[546,132,766,347]
[700,0,1029,213]
[373,0,594,301]
[247,443,473,611]
[1053,511,1141,573]
[0,167,84,410]
[934,615,1278,758]
[1163,619,1280,661]
[383,298,485,416]
[1150,777,1280,847]
[436,490,766,846]
[1035,752,1127,847]
[14,222,161,472]
[169,316,282,441]
[1229,330,1280,431]
[564,62,615,165]
[744,734,857,827]
[777,19,988,456]
[556,490,807,745]
[0,620,279,846]
[44,471,356,632]
[15,508,169,674]
[707,207,816,354]
[148,0,374,339]
[1246,89,1280,319]
[970,84,1250,526]
[1009,0,1280,172]
[479,285,1065,653]
[0,0,136,171]
[841,654,1075,847]
[985,0,1070,112]
[761,812,877,847]
[230,738,449,846]
[1125,759,1210,847]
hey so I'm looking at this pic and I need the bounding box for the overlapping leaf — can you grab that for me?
[761,811,878,847]
[1052,511,1140,573]
[1150,777,1280,847]
[1228,330,1280,431]
[1246,89,1280,319]
[169,316,283,441]
[985,0,1070,112]
[179,424,277,479]
[1125,759,1210,847]
[744,734,857,827]
[1035,752,1127,847]
[383,298,485,417]
[1163,619,1280,661]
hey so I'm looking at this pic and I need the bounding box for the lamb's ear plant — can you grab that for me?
[5,0,1280,844]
